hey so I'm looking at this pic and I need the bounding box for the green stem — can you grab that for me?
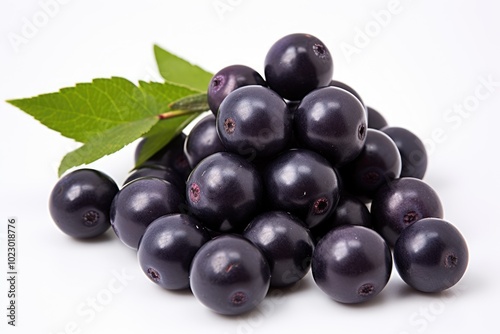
[157,109,199,120]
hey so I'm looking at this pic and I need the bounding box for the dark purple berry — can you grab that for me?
[207,65,266,115]
[135,134,191,179]
[394,218,468,292]
[49,169,118,239]
[186,152,263,232]
[294,86,367,166]
[371,177,444,247]
[190,235,271,315]
[329,80,365,110]
[110,177,184,249]
[340,129,401,201]
[137,214,210,290]
[382,126,428,179]
[217,85,292,159]
[184,114,226,169]
[264,149,340,229]
[311,193,372,243]
[243,211,314,287]
[367,106,388,130]
[265,33,333,101]
[123,165,184,191]
[312,225,392,304]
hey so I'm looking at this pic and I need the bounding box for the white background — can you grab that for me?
[1,0,499,333]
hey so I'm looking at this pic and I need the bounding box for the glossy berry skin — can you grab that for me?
[186,152,263,232]
[312,225,392,304]
[311,193,372,243]
[110,177,184,249]
[382,126,428,179]
[371,177,444,247]
[326,193,372,229]
[135,134,191,180]
[394,218,468,293]
[217,85,291,159]
[49,169,118,239]
[122,165,184,191]
[137,214,210,290]
[329,80,365,110]
[340,129,401,201]
[184,114,226,169]
[294,86,367,166]
[265,33,333,101]
[367,106,388,130]
[243,211,314,287]
[190,235,271,315]
[207,65,266,115]
[264,149,340,229]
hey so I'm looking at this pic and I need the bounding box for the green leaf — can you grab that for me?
[59,117,158,176]
[7,45,214,176]
[154,45,213,92]
[7,77,162,143]
[7,78,199,143]
[7,77,205,176]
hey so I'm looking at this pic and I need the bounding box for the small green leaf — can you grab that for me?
[154,45,213,92]
[168,93,210,113]
[59,117,158,176]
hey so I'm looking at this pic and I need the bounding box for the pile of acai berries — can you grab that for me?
[49,33,469,315]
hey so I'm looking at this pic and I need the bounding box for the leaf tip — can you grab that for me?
[153,44,166,58]
[6,98,21,107]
